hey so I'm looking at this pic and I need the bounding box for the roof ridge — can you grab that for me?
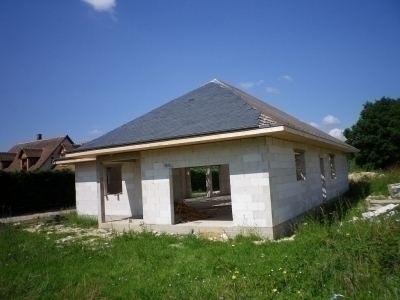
[14,135,67,145]
[209,79,228,88]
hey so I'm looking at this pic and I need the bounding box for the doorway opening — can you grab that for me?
[172,164,232,224]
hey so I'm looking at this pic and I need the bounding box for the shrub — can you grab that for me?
[0,170,75,216]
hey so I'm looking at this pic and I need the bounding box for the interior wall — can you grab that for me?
[219,164,231,195]
[172,168,191,203]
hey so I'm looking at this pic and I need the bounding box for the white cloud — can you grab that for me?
[322,115,340,125]
[266,86,279,94]
[89,129,102,135]
[329,128,346,141]
[309,122,319,128]
[280,75,293,82]
[82,0,116,12]
[238,80,264,89]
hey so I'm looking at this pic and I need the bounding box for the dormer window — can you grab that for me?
[18,148,43,170]
[21,159,28,170]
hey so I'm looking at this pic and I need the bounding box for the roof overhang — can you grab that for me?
[273,127,358,153]
[54,157,96,165]
[58,126,357,164]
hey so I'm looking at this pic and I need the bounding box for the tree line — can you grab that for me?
[344,97,400,170]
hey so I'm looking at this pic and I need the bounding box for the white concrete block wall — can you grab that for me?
[75,159,143,219]
[265,137,350,226]
[75,161,98,217]
[132,160,143,216]
[104,162,140,219]
[325,153,349,199]
[75,136,350,232]
[142,168,174,225]
[140,137,272,227]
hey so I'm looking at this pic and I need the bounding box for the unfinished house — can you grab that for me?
[58,79,357,238]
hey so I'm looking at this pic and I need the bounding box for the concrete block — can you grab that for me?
[143,203,156,211]
[243,153,262,163]
[230,186,246,194]
[156,217,172,225]
[243,186,260,195]
[145,196,160,204]
[153,162,165,170]
[159,210,172,218]
[144,170,154,177]
[232,202,247,211]
[257,202,266,210]
[232,194,252,203]
[388,183,400,199]
[246,202,259,211]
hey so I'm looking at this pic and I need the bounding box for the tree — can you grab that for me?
[343,97,400,170]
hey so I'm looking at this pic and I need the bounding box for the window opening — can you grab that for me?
[106,165,122,194]
[21,159,28,170]
[294,149,306,181]
[329,154,336,179]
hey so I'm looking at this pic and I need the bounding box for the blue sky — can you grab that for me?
[1,0,399,149]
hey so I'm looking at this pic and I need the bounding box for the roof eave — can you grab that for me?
[279,127,358,153]
[62,125,357,162]
[54,157,96,165]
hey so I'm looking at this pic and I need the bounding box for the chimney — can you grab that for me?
[37,134,42,140]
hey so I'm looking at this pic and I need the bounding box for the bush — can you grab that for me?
[0,170,75,216]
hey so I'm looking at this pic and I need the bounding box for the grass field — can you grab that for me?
[369,167,400,197]
[1,171,400,299]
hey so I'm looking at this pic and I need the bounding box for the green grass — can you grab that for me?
[351,167,400,197]
[63,211,98,228]
[1,175,400,299]
[369,167,400,197]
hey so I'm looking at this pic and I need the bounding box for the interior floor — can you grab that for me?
[182,194,232,221]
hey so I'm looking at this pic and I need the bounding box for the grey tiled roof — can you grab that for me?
[77,79,351,152]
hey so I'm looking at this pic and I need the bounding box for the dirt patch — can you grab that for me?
[24,224,114,246]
